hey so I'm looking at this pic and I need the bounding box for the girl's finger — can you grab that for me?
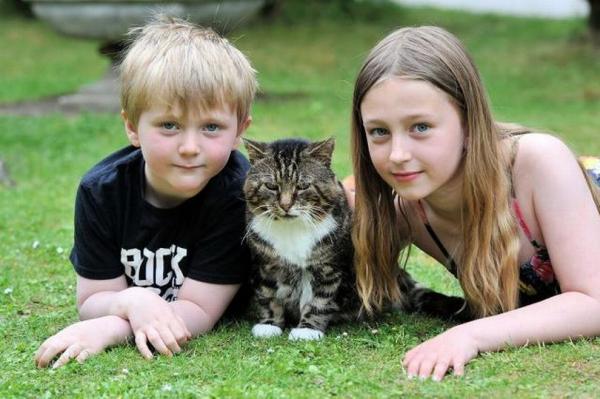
[405,356,421,379]
[453,359,465,376]
[76,348,93,364]
[402,347,418,367]
[417,357,436,379]
[431,359,451,382]
[134,331,154,359]
[145,328,172,357]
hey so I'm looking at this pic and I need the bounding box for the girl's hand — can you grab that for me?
[35,315,129,369]
[119,288,191,359]
[402,325,479,381]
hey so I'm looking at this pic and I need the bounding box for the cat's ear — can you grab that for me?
[243,138,269,164]
[307,137,335,167]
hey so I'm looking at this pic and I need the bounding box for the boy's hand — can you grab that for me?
[35,315,129,369]
[117,287,191,359]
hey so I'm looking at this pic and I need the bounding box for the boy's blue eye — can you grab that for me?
[414,123,429,133]
[162,122,179,131]
[204,123,219,132]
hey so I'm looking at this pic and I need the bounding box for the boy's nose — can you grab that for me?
[178,132,200,156]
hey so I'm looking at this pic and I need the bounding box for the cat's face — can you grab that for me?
[243,138,340,221]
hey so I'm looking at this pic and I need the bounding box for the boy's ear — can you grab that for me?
[233,115,252,150]
[307,137,335,167]
[242,137,268,164]
[121,110,140,147]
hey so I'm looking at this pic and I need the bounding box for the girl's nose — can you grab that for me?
[389,135,412,164]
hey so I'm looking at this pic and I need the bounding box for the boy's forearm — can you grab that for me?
[463,291,600,352]
[104,315,134,346]
[169,300,217,337]
[78,287,145,321]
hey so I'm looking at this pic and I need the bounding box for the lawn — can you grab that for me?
[1,1,600,398]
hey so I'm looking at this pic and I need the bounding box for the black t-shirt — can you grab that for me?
[70,145,251,302]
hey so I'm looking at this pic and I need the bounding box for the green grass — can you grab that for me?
[1,2,600,397]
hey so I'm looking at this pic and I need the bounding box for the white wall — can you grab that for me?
[394,0,589,19]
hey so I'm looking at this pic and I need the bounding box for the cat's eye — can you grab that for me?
[264,182,278,190]
[297,182,310,191]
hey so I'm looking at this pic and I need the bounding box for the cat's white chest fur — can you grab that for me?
[250,214,337,267]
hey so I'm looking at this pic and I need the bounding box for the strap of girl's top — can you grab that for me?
[511,199,533,242]
[511,198,543,250]
[508,136,544,250]
[416,200,458,273]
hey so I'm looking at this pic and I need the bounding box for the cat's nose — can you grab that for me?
[279,192,293,212]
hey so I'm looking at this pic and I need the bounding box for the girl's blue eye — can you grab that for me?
[369,127,388,137]
[414,123,429,133]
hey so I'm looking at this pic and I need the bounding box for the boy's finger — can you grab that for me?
[171,320,190,345]
[36,342,66,368]
[134,331,154,359]
[34,342,49,365]
[175,315,192,338]
[145,329,172,357]
[159,327,181,354]
[35,348,51,368]
[52,344,81,369]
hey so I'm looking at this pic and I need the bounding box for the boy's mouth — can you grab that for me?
[174,164,203,169]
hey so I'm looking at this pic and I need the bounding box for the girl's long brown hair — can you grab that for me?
[352,27,521,317]
[352,26,600,317]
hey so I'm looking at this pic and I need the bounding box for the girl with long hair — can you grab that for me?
[346,26,600,381]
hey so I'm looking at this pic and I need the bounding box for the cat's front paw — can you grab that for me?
[288,327,324,341]
[252,323,283,338]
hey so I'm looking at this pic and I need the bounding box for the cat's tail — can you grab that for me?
[395,269,474,323]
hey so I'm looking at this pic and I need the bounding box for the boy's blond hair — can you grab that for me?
[119,15,257,127]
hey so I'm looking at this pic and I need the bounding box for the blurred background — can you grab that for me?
[0,0,599,396]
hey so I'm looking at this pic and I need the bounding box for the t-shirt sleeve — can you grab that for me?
[69,184,123,279]
[185,185,251,285]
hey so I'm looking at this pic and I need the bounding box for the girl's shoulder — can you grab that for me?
[510,133,578,193]
[511,132,573,165]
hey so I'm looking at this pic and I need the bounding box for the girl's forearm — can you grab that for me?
[462,292,600,353]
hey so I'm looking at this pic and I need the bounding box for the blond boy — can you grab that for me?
[35,16,257,368]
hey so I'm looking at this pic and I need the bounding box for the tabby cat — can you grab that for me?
[243,137,471,341]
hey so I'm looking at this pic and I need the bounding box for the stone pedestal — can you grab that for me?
[20,0,265,114]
